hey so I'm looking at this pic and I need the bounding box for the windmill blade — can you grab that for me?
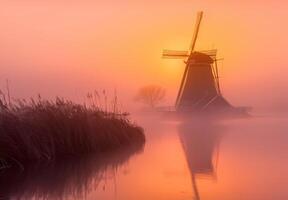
[175,11,204,108]
[214,59,221,95]
[189,11,203,54]
[162,50,189,59]
[175,63,190,108]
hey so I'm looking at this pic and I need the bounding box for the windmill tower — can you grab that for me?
[163,11,232,112]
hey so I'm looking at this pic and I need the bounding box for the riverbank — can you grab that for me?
[0,97,145,169]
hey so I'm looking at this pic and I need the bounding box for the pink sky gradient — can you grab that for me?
[0,0,288,111]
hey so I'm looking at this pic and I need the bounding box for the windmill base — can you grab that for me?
[160,106,250,120]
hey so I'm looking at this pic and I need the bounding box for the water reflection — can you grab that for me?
[178,119,224,200]
[3,116,286,200]
[0,145,144,200]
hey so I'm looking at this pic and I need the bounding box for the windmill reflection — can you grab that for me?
[0,145,144,200]
[178,119,224,200]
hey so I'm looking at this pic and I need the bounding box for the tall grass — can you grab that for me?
[0,91,145,169]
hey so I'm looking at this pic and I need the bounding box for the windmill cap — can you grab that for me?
[189,52,214,64]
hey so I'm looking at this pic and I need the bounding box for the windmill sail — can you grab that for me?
[175,11,204,108]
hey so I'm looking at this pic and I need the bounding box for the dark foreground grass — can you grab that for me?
[0,96,145,169]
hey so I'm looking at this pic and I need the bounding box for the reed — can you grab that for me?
[0,92,145,169]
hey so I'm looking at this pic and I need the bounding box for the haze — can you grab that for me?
[1,0,287,112]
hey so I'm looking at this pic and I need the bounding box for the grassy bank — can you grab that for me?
[0,95,145,169]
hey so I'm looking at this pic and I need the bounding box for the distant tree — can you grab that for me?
[134,85,166,108]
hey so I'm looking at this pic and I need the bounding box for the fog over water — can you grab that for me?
[2,114,288,200]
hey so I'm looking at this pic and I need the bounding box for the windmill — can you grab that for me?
[162,11,232,112]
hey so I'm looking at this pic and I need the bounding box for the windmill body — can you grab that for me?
[163,11,241,113]
[177,52,230,111]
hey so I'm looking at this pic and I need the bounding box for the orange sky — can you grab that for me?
[0,0,288,111]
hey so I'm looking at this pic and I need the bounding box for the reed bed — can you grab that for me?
[0,92,145,169]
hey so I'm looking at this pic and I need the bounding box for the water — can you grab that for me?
[2,113,288,200]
